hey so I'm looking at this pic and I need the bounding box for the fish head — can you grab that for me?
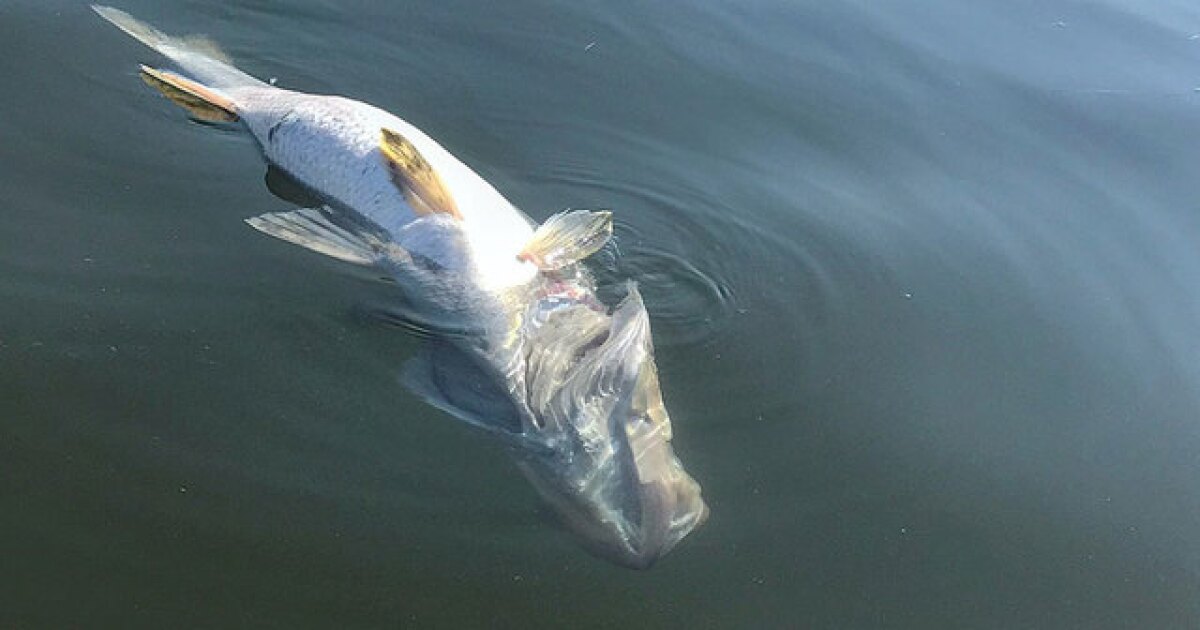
[515,283,708,568]
[397,264,708,568]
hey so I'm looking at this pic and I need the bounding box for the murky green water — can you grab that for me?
[3,0,1200,627]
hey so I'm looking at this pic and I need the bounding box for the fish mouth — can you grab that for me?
[517,460,708,569]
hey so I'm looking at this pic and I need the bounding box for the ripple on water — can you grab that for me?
[542,178,742,349]
[593,236,736,348]
[522,130,858,361]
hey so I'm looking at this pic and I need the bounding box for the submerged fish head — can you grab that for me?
[396,258,708,568]
[515,283,708,568]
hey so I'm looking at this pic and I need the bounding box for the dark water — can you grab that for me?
[3,0,1200,627]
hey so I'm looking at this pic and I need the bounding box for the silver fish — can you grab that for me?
[93,5,707,568]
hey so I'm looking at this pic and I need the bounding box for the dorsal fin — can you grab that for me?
[139,65,238,123]
[379,128,462,219]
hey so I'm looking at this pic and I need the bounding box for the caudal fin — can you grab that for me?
[92,5,265,89]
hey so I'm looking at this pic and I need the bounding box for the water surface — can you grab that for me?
[2,0,1200,627]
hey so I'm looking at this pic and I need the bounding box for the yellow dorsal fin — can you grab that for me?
[139,65,238,123]
[380,128,462,219]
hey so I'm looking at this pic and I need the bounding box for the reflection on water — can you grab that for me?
[2,0,1200,626]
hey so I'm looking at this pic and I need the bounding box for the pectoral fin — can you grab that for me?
[518,210,613,271]
[245,206,386,265]
[380,128,462,219]
[401,341,525,436]
[139,65,238,123]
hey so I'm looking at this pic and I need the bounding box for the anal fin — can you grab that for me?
[139,65,238,123]
[401,341,525,437]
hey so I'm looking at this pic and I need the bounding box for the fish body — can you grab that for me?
[232,88,538,288]
[93,5,707,568]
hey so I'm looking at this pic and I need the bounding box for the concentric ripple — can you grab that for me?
[592,238,735,348]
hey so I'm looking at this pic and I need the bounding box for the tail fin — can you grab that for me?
[92,5,266,90]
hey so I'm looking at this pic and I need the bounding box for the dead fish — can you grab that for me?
[93,5,707,568]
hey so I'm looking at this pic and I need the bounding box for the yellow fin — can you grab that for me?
[139,65,238,123]
[380,128,462,219]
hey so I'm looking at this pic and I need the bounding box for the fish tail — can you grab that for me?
[92,5,266,90]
